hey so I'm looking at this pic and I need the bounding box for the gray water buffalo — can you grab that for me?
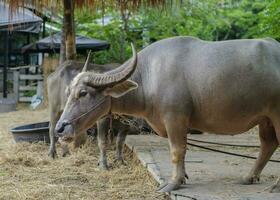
[48,59,142,168]
[55,37,280,193]
[47,60,126,161]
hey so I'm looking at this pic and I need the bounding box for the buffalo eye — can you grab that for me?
[79,89,88,97]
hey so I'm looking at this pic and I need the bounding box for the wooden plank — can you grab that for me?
[19,86,37,91]
[19,96,32,102]
[37,81,43,96]
[13,71,19,102]
[10,65,40,71]
[19,74,43,80]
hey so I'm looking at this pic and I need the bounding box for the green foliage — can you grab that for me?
[140,1,218,41]
[73,0,277,64]
[76,10,133,64]
[258,0,280,40]
[23,90,36,97]
[213,0,267,39]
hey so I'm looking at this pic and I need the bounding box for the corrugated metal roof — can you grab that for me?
[0,2,42,33]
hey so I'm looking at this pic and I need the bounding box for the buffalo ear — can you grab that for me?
[82,50,92,72]
[102,80,138,98]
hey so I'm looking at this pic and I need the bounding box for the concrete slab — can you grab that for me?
[125,134,280,200]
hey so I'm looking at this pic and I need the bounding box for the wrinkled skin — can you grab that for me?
[47,61,120,158]
[56,37,280,193]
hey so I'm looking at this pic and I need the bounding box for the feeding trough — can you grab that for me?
[10,122,96,144]
[10,121,51,143]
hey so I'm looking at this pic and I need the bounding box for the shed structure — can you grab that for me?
[0,2,42,98]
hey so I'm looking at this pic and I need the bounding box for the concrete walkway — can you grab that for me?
[125,134,280,200]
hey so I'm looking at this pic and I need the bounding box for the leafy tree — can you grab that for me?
[217,0,267,39]
[75,0,277,64]
[258,0,280,40]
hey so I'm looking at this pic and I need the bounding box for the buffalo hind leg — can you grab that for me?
[157,116,187,193]
[242,120,278,184]
[48,111,61,158]
[114,130,127,164]
[265,120,280,193]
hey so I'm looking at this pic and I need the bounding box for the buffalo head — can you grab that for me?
[55,44,138,140]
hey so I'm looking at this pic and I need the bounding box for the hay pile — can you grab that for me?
[0,106,167,200]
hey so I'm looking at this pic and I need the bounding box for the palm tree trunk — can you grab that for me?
[59,16,66,64]
[63,0,76,60]
[119,0,130,62]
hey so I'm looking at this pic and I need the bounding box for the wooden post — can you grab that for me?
[13,70,19,102]
[59,16,66,65]
[3,31,9,98]
[64,0,76,60]
[36,81,43,97]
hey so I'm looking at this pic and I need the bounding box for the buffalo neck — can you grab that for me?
[110,68,147,118]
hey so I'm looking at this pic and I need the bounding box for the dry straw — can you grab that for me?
[0,108,167,200]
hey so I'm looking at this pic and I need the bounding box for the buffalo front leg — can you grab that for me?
[59,138,70,157]
[157,117,187,193]
[115,130,127,164]
[97,119,109,170]
[242,121,278,184]
[74,132,87,148]
[57,132,87,158]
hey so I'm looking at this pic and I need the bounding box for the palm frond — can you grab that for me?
[2,0,172,12]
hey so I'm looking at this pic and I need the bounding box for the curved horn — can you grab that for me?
[82,50,92,72]
[85,43,137,87]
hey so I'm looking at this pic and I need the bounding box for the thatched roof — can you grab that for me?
[3,0,171,13]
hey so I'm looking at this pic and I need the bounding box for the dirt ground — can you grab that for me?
[0,105,167,200]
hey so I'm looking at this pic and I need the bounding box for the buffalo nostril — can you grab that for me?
[55,121,67,134]
[57,125,65,134]
[55,120,71,137]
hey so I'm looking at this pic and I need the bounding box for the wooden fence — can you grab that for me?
[11,65,43,102]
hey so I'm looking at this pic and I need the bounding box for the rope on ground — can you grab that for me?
[188,138,260,148]
[187,142,280,163]
[173,193,198,200]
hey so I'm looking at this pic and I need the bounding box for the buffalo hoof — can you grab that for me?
[240,175,260,185]
[62,150,70,157]
[98,161,109,170]
[185,173,189,179]
[114,157,127,165]
[48,148,57,159]
[156,182,181,193]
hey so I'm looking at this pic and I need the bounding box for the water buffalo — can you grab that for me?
[48,59,145,168]
[55,37,280,193]
[47,60,126,161]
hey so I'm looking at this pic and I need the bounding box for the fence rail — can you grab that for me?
[19,74,43,81]
[13,66,43,103]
